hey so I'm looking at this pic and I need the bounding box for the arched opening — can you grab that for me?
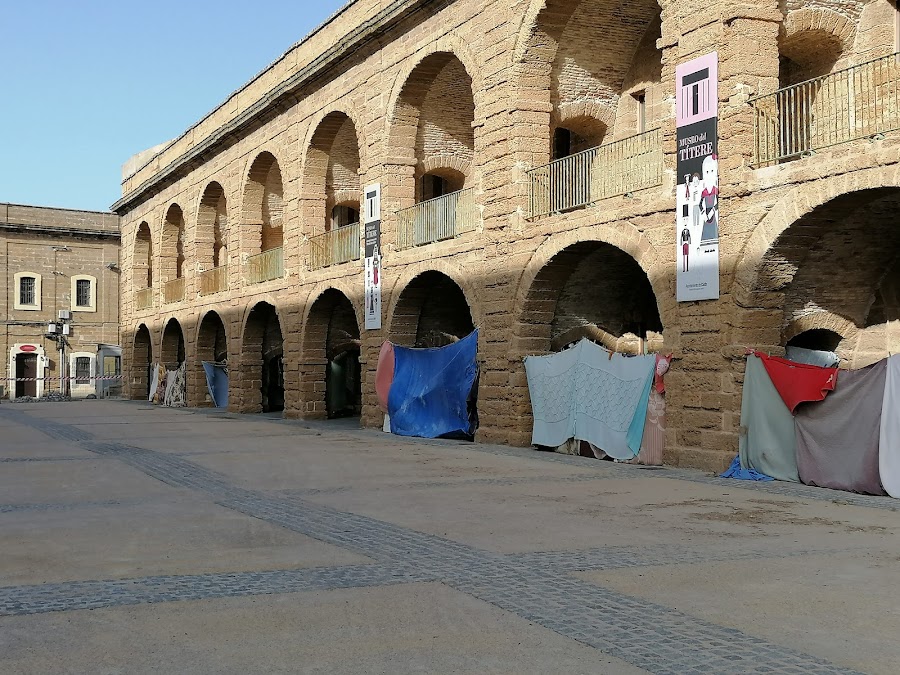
[302,289,362,419]
[303,112,362,235]
[786,329,843,352]
[241,302,284,414]
[132,324,153,399]
[243,152,284,255]
[390,271,474,348]
[160,318,186,370]
[197,311,228,408]
[134,222,153,289]
[750,187,900,364]
[391,52,476,202]
[518,241,663,355]
[198,182,228,270]
[161,205,186,282]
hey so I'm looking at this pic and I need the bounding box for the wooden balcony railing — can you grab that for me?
[527,128,663,219]
[396,188,477,250]
[247,247,284,284]
[199,265,228,296]
[163,277,185,304]
[135,287,154,311]
[309,223,361,269]
[750,52,900,166]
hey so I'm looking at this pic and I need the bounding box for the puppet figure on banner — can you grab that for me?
[364,183,382,330]
[676,52,720,302]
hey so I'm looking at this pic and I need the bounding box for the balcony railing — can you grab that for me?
[396,187,477,250]
[247,247,284,284]
[527,128,663,219]
[750,52,900,166]
[135,287,154,311]
[163,277,185,304]
[309,222,361,269]
[199,265,228,296]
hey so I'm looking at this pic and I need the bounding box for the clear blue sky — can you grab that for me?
[0,1,348,212]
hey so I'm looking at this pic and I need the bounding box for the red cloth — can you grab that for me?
[755,351,838,413]
[374,341,395,413]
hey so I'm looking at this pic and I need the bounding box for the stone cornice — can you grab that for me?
[0,221,121,240]
[112,0,447,215]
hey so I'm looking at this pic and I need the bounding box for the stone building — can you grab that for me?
[113,0,900,469]
[1,203,120,399]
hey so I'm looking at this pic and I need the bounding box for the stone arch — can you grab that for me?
[133,221,153,289]
[131,323,154,399]
[780,8,856,83]
[160,317,186,370]
[386,48,479,202]
[512,223,669,330]
[196,181,228,270]
[387,270,476,348]
[161,204,186,282]
[511,234,666,359]
[300,287,363,419]
[242,151,284,255]
[194,310,229,408]
[301,111,363,235]
[239,301,285,414]
[735,180,900,360]
[734,167,900,304]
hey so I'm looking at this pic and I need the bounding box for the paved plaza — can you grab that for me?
[1,401,899,674]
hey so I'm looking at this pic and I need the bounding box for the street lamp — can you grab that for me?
[45,311,72,395]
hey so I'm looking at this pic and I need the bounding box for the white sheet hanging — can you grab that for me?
[879,354,900,498]
[148,363,159,402]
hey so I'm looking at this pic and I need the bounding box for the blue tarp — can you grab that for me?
[721,455,774,481]
[202,361,229,409]
[388,330,479,439]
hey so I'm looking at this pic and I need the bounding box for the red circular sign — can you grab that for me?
[20,345,36,352]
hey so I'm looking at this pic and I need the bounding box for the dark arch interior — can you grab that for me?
[786,329,842,352]
[391,271,475,348]
[244,303,284,413]
[198,312,228,363]
[312,289,362,419]
[161,320,186,369]
[133,325,152,399]
[536,242,662,353]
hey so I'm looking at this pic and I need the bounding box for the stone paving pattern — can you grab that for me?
[2,401,899,673]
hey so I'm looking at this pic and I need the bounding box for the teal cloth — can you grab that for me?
[739,355,799,482]
[625,366,655,455]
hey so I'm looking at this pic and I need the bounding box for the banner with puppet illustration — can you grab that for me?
[676,52,720,302]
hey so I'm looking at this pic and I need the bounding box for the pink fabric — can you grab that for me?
[374,341,395,412]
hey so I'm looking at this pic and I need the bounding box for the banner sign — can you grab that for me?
[676,52,720,302]
[364,183,382,330]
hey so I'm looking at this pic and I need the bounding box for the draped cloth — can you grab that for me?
[795,360,887,495]
[756,351,838,413]
[525,339,655,460]
[879,355,900,498]
[202,362,229,409]
[148,363,159,403]
[739,355,799,482]
[163,363,187,408]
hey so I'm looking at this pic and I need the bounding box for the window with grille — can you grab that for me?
[75,357,91,384]
[19,276,36,306]
[76,279,92,307]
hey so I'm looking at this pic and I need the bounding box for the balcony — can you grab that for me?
[199,265,228,296]
[163,277,185,304]
[750,52,900,166]
[527,128,663,219]
[396,187,477,250]
[135,287,154,311]
[247,247,284,284]
[309,223,361,269]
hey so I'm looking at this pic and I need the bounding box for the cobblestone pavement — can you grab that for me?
[2,402,898,674]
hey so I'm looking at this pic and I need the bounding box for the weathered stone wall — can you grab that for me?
[117,0,900,471]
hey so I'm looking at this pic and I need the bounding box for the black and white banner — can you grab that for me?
[676,52,720,302]
[364,183,382,330]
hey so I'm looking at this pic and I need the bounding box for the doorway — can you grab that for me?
[15,354,37,398]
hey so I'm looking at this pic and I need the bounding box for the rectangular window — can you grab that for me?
[76,279,92,307]
[75,357,91,384]
[19,276,35,306]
